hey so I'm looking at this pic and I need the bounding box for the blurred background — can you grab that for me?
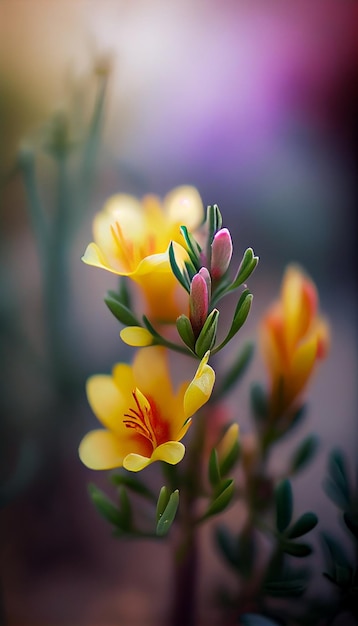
[0,1,357,624]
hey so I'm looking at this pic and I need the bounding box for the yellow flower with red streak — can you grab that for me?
[260,265,329,415]
[79,347,215,472]
[82,186,203,322]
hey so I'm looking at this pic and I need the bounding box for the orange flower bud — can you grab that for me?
[260,265,329,416]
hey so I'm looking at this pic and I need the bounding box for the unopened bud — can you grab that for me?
[211,228,233,280]
[198,267,212,298]
[190,273,209,338]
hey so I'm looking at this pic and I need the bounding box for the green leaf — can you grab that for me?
[263,579,306,597]
[195,308,219,358]
[176,314,196,350]
[212,290,252,354]
[326,449,351,509]
[290,435,319,474]
[343,511,358,540]
[111,474,156,501]
[215,342,254,398]
[156,489,180,537]
[230,247,259,290]
[104,295,140,326]
[219,439,240,477]
[250,383,268,420]
[275,479,293,533]
[287,512,318,539]
[156,486,170,523]
[169,242,190,293]
[204,479,234,518]
[208,448,221,488]
[88,484,123,528]
[118,486,132,532]
[180,225,201,270]
[320,531,351,570]
[206,204,223,247]
[281,540,312,557]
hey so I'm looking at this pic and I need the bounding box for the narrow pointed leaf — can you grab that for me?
[212,290,252,354]
[281,540,312,557]
[195,308,219,358]
[169,242,190,292]
[156,486,170,523]
[104,295,140,326]
[290,435,319,474]
[88,484,123,528]
[287,512,318,539]
[156,489,179,536]
[204,479,234,518]
[230,248,258,290]
[176,314,196,350]
[111,474,156,501]
[208,448,221,488]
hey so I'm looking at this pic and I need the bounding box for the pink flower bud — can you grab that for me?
[210,228,233,280]
[189,273,209,338]
[198,267,212,299]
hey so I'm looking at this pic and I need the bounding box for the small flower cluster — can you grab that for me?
[79,185,329,557]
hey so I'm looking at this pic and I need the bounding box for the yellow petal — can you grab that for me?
[82,242,126,275]
[164,186,204,231]
[123,441,185,472]
[132,347,173,399]
[120,326,154,347]
[184,351,215,418]
[79,429,125,470]
[86,375,130,433]
[289,333,318,401]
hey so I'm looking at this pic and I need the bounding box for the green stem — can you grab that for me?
[169,415,206,626]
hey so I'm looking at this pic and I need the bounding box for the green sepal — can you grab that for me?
[275,479,293,533]
[287,512,318,539]
[208,448,221,488]
[176,314,196,350]
[230,247,258,290]
[104,294,140,326]
[169,242,190,293]
[184,259,197,282]
[280,540,312,558]
[204,479,234,519]
[111,473,156,501]
[156,486,170,523]
[214,342,254,399]
[156,489,180,537]
[180,225,202,270]
[195,308,219,358]
[289,434,319,474]
[88,483,126,529]
[212,290,252,354]
[263,579,306,597]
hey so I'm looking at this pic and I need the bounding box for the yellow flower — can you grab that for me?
[82,186,204,322]
[260,265,329,415]
[79,347,215,472]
